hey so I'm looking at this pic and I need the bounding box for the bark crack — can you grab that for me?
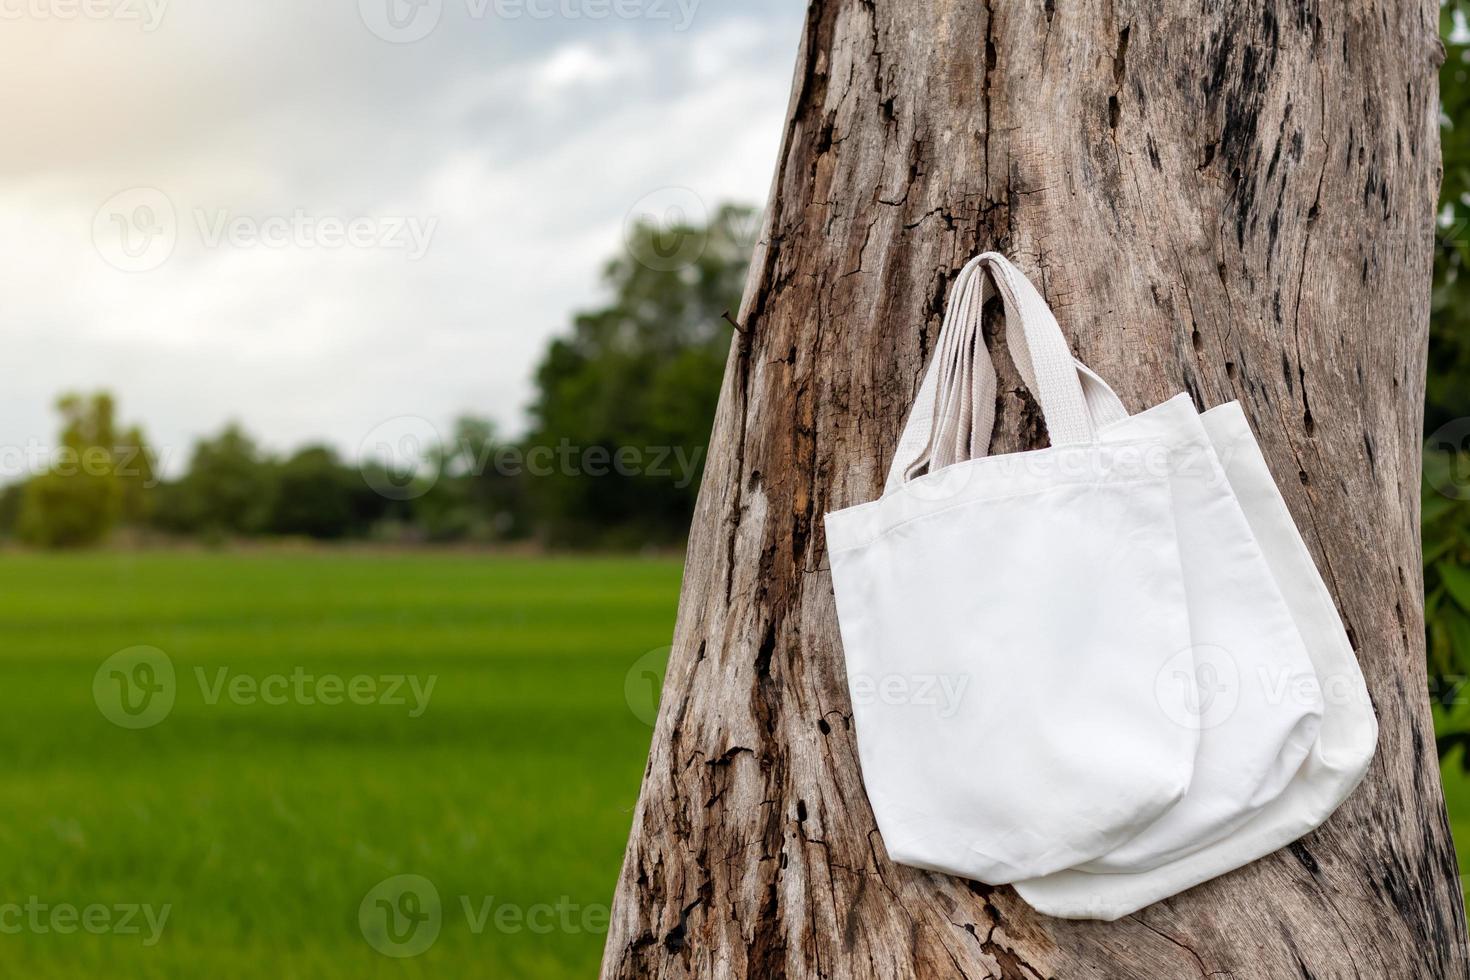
[1127,915,1211,978]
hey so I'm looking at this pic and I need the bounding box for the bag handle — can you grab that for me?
[884,253,1128,493]
[886,256,993,492]
[923,256,996,473]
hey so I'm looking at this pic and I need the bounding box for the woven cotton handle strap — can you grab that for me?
[979,252,1130,448]
[922,256,997,473]
[984,253,1129,441]
[884,253,1128,492]
[885,256,995,492]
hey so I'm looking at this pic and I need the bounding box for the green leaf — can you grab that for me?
[1449,605,1470,662]
[1439,561,1470,614]
[1424,492,1454,525]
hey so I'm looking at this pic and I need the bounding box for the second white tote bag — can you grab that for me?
[1012,401,1378,918]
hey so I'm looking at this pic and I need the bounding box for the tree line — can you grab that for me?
[0,205,755,550]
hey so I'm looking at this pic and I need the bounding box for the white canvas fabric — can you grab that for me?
[1012,401,1378,919]
[827,252,1329,895]
[825,256,1199,885]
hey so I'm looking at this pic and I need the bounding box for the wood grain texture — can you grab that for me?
[603,1,1462,976]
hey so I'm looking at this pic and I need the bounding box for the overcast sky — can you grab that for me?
[0,0,802,477]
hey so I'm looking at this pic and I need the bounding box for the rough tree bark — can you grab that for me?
[603,1,1462,976]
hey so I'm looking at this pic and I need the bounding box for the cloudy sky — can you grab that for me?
[0,0,802,477]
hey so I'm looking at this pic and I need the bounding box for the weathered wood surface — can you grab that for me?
[603,1,1462,976]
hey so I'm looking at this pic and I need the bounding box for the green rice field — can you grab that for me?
[0,552,681,978]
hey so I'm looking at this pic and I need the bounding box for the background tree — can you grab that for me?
[526,204,752,546]
[1429,0,1470,755]
[603,2,1462,977]
[410,416,528,542]
[16,392,153,548]
[0,483,21,538]
[1432,0,1470,434]
[161,424,274,537]
[264,446,387,540]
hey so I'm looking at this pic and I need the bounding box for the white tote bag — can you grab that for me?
[1013,401,1378,919]
[825,256,1199,885]
[827,253,1323,888]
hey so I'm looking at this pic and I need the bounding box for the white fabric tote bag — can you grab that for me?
[827,252,1324,889]
[1012,401,1378,919]
[825,256,1200,885]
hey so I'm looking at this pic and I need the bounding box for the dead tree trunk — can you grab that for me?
[604,1,1462,976]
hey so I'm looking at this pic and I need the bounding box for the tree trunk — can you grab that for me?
[603,1,1462,976]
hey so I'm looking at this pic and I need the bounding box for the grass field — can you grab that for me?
[0,551,682,979]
